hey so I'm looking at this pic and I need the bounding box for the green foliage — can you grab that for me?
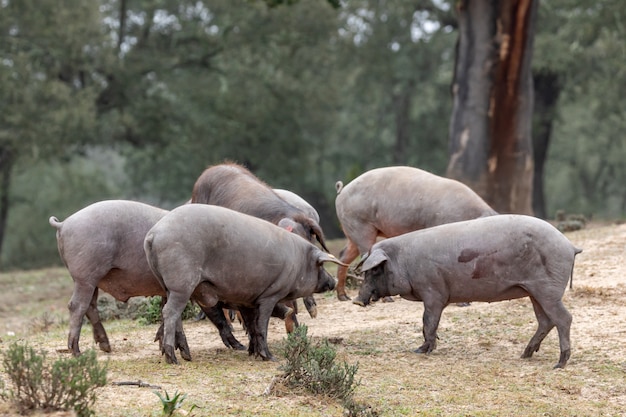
[0,375,6,401]
[137,297,201,325]
[2,0,625,270]
[137,297,164,325]
[1,342,107,417]
[1,153,128,269]
[154,389,193,417]
[534,0,626,218]
[278,325,360,401]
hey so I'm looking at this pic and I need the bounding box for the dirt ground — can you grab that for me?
[1,221,625,416]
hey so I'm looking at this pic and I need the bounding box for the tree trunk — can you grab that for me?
[532,69,561,219]
[392,80,415,165]
[0,146,14,266]
[446,0,537,215]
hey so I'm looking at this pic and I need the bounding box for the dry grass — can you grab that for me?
[1,222,626,416]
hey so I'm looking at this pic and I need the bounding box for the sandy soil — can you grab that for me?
[1,221,625,416]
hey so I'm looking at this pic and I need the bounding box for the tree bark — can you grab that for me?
[446,0,537,215]
[0,146,14,265]
[532,69,561,219]
[392,80,415,165]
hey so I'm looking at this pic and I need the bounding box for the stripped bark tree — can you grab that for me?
[446,0,538,215]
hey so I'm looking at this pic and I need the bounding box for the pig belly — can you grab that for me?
[98,270,164,301]
[446,285,529,304]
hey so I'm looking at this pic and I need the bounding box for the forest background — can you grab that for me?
[0,0,624,270]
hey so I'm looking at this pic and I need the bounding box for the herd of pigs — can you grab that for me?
[49,163,582,369]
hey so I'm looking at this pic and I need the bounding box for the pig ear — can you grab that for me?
[277,218,296,233]
[316,251,349,267]
[359,249,389,272]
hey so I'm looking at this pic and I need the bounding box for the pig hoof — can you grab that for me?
[307,305,318,318]
[180,349,192,362]
[163,347,178,365]
[382,296,394,303]
[99,341,112,353]
[338,293,351,302]
[414,343,433,354]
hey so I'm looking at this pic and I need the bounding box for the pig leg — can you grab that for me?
[161,290,197,365]
[67,281,100,356]
[238,307,260,357]
[528,295,572,368]
[336,239,360,301]
[154,297,192,358]
[83,288,111,353]
[240,303,276,361]
[521,297,555,360]
[303,295,317,318]
[200,305,246,350]
[278,301,297,333]
[415,302,445,354]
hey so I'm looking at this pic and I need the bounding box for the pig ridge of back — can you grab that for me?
[50,200,169,288]
[191,163,290,223]
[190,162,327,250]
[357,215,582,308]
[336,166,497,235]
[146,204,322,278]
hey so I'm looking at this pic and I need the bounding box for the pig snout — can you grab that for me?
[353,281,381,307]
[353,291,375,307]
[317,270,337,293]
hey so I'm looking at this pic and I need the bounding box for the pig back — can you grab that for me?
[191,164,286,221]
[336,166,496,237]
[145,204,311,279]
[375,214,579,300]
[54,200,169,298]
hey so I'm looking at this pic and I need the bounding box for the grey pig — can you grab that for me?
[353,214,581,369]
[335,166,496,301]
[144,204,343,364]
[192,163,328,326]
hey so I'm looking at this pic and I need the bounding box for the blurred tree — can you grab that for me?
[533,0,626,219]
[0,0,105,265]
[331,0,456,178]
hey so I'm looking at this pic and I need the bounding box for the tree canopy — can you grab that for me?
[0,0,624,269]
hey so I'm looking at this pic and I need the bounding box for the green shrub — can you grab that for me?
[2,342,107,417]
[137,296,163,325]
[278,325,359,401]
[137,297,201,325]
[154,389,195,416]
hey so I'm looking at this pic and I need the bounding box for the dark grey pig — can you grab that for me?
[353,214,581,369]
[144,204,343,364]
[191,163,328,325]
[335,166,497,301]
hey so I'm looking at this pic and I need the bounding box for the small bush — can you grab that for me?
[137,297,201,325]
[278,325,359,401]
[2,342,107,416]
[137,296,163,325]
[154,389,195,416]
